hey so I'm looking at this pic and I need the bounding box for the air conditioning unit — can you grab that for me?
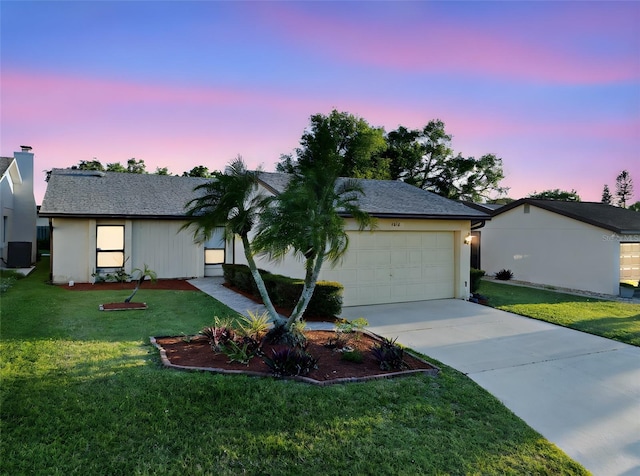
[7,242,32,268]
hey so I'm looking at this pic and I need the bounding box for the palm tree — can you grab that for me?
[181,157,282,324]
[254,122,373,329]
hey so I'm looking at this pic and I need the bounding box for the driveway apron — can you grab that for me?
[340,299,640,476]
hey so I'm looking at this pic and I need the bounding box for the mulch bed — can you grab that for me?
[151,330,439,386]
[100,302,148,311]
[63,279,198,291]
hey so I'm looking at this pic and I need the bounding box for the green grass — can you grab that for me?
[1,259,588,475]
[479,280,640,346]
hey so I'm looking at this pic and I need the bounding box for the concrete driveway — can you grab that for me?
[340,299,640,476]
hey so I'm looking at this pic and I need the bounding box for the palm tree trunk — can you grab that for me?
[124,276,144,303]
[285,252,325,328]
[240,234,284,325]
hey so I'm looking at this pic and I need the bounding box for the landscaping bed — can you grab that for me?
[100,302,148,311]
[152,329,438,385]
[63,279,197,291]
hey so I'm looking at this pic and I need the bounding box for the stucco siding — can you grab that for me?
[482,205,620,295]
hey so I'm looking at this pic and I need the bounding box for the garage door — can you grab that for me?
[620,243,640,282]
[325,231,455,306]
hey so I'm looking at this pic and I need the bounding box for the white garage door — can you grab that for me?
[620,243,640,282]
[326,231,455,306]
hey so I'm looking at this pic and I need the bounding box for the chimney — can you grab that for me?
[12,146,37,263]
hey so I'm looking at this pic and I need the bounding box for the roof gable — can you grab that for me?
[492,198,640,234]
[0,157,22,184]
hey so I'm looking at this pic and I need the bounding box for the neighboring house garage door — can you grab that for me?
[326,231,455,306]
[620,243,640,282]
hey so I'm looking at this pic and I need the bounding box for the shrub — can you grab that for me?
[340,349,363,364]
[495,269,514,281]
[263,322,307,348]
[200,317,237,352]
[221,340,255,365]
[237,310,270,341]
[222,264,344,317]
[262,347,318,377]
[0,269,23,293]
[371,337,407,371]
[333,317,369,345]
[323,334,349,350]
[470,268,486,292]
[0,277,17,293]
[307,281,343,316]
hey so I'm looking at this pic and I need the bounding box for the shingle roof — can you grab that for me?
[0,157,13,178]
[40,168,489,220]
[40,169,209,218]
[258,172,489,219]
[493,198,640,234]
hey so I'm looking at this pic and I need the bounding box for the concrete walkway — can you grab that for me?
[340,300,640,476]
[188,277,640,475]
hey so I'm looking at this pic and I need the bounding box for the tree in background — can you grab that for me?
[528,189,581,201]
[183,166,213,178]
[106,162,127,173]
[277,112,507,202]
[381,120,507,201]
[601,184,613,205]
[628,202,640,212]
[615,170,634,208]
[74,159,104,171]
[255,116,373,329]
[126,158,146,174]
[67,159,216,177]
[277,110,389,179]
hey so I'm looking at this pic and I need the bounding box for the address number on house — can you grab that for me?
[391,222,401,227]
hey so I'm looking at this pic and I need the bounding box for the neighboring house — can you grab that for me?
[0,146,38,267]
[478,198,640,296]
[39,168,489,306]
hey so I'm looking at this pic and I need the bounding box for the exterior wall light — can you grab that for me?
[464,233,473,245]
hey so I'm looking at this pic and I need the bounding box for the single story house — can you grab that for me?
[477,198,640,296]
[39,168,489,306]
[0,146,38,267]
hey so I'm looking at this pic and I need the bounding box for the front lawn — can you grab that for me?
[479,280,640,346]
[1,259,587,475]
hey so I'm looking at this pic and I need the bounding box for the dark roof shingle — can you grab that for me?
[40,168,489,220]
[258,172,488,219]
[0,157,14,178]
[40,169,209,218]
[493,198,640,234]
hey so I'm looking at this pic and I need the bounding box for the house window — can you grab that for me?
[523,204,530,214]
[96,225,125,268]
[204,228,225,265]
[2,216,7,243]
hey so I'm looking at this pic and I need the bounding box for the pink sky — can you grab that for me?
[1,1,638,205]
